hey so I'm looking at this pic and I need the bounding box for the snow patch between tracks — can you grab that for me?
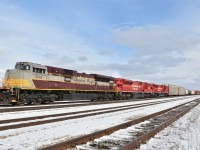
[138,99,200,150]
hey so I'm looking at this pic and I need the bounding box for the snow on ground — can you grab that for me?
[0,96,195,120]
[0,96,199,150]
[0,103,160,127]
[138,98,200,150]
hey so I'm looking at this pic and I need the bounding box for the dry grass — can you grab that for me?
[125,114,145,121]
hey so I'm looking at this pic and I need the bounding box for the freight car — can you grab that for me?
[166,84,179,96]
[165,84,186,96]
[195,91,200,95]
[0,62,193,105]
[185,89,191,95]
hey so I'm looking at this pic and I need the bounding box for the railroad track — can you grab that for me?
[39,98,200,150]
[0,99,138,113]
[0,96,190,113]
[0,97,187,131]
[0,96,169,107]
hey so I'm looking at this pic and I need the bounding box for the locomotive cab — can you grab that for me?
[2,62,48,104]
[3,62,46,89]
[15,62,47,74]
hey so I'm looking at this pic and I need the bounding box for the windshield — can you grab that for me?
[15,64,30,70]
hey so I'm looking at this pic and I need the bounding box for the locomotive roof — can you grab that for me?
[16,62,47,69]
[91,74,114,79]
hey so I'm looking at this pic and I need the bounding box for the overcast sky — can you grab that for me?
[0,0,200,90]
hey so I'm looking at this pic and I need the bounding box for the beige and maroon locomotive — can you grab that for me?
[0,62,115,104]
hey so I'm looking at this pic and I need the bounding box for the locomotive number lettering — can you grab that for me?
[35,74,42,79]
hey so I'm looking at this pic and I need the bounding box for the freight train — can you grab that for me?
[0,62,198,105]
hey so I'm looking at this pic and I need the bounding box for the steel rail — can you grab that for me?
[119,99,200,150]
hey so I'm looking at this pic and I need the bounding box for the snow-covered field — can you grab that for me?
[0,95,199,150]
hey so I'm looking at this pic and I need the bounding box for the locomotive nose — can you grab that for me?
[5,69,13,79]
[4,69,17,88]
[4,70,11,87]
[5,69,16,77]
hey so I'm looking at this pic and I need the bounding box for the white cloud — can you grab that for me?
[110,25,200,90]
[1,1,200,90]
[0,3,120,80]
[111,26,200,53]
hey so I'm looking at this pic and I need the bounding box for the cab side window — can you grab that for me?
[33,67,46,74]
